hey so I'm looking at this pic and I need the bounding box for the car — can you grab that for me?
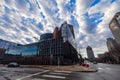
[81,63,89,67]
[7,62,20,67]
[93,61,97,64]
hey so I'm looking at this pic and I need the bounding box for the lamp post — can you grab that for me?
[50,42,53,65]
[58,56,60,70]
[33,37,39,56]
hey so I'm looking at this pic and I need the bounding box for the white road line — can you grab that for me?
[16,70,50,80]
[106,68,111,70]
[49,72,69,75]
[1,71,8,73]
[54,70,72,73]
[98,67,103,70]
[32,78,46,80]
[42,75,66,79]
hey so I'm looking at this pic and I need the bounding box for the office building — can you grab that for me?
[97,54,104,58]
[86,46,95,60]
[37,21,78,65]
[106,38,120,63]
[106,38,117,52]
[109,12,120,44]
[6,21,80,65]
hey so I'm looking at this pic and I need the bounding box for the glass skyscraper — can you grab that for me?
[60,21,76,49]
[109,12,120,44]
[86,46,95,60]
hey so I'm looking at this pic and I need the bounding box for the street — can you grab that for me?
[67,63,120,80]
[0,63,120,80]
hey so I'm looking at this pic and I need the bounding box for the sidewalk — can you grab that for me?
[25,64,97,72]
[0,64,97,72]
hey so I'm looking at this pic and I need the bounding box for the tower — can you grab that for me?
[109,12,120,44]
[86,46,95,60]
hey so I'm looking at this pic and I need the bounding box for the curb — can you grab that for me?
[76,69,98,72]
[20,65,98,72]
[39,67,98,73]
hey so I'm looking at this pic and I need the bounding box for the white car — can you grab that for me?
[93,61,97,64]
[7,62,20,67]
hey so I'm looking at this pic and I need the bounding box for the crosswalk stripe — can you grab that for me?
[54,70,72,73]
[42,75,66,79]
[49,72,69,75]
[31,78,46,80]
[16,70,50,80]
[98,67,103,70]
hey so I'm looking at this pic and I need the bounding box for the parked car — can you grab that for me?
[93,61,97,64]
[81,63,89,67]
[7,62,20,67]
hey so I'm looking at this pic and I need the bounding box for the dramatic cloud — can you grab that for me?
[0,0,120,57]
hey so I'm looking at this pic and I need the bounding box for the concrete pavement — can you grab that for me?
[25,64,97,72]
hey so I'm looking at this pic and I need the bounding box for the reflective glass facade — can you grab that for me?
[40,33,53,41]
[0,39,19,49]
[8,43,38,56]
[39,38,63,55]
[60,21,77,49]
[109,12,120,44]
[4,21,80,65]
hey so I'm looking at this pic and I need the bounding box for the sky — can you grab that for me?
[0,0,120,57]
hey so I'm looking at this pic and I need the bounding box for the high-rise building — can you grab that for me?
[60,21,76,49]
[109,12,120,44]
[106,38,119,63]
[86,46,95,60]
[106,38,117,52]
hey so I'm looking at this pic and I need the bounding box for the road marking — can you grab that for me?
[32,78,46,80]
[1,71,8,73]
[54,70,72,73]
[98,67,103,70]
[42,75,66,79]
[106,68,110,70]
[16,70,50,80]
[49,72,69,75]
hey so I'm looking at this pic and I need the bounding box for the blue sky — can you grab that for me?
[0,0,120,57]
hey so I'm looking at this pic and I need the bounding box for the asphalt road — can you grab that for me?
[67,63,120,80]
[0,63,120,80]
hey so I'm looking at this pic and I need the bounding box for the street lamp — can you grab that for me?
[58,56,60,70]
[50,42,53,65]
[33,37,39,56]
